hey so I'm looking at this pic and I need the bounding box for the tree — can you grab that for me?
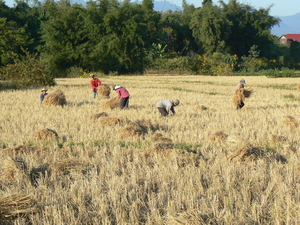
[39,1,90,76]
[190,0,280,58]
[0,17,30,66]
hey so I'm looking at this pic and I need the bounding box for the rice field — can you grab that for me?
[1,75,300,224]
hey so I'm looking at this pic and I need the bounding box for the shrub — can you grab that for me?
[0,51,56,89]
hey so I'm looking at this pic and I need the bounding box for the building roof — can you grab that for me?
[281,34,300,42]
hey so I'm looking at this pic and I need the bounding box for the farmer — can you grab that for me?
[90,74,102,99]
[40,88,48,103]
[113,85,130,109]
[156,99,180,117]
[235,79,246,109]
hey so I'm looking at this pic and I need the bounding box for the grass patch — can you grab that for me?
[171,87,196,93]
[283,94,300,101]
[258,84,295,90]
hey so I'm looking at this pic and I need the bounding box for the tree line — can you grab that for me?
[0,0,299,88]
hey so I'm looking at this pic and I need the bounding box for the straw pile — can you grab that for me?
[100,117,123,126]
[36,128,58,140]
[0,194,36,220]
[152,133,172,143]
[194,105,208,112]
[297,83,300,91]
[169,210,216,225]
[120,119,158,137]
[0,157,27,183]
[42,89,67,106]
[1,145,42,156]
[209,131,228,142]
[141,142,175,158]
[281,115,299,128]
[49,159,88,176]
[227,144,264,162]
[101,97,120,109]
[90,112,108,120]
[233,88,253,107]
[97,84,111,99]
[269,134,288,145]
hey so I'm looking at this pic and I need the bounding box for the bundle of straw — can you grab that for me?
[209,131,228,142]
[233,88,253,107]
[0,194,36,220]
[227,144,263,162]
[36,128,58,141]
[97,84,111,99]
[90,112,108,120]
[42,89,67,106]
[100,117,123,126]
[101,97,120,109]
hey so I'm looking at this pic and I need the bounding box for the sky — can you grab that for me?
[3,0,300,17]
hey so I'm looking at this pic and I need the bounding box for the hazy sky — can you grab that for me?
[4,0,300,17]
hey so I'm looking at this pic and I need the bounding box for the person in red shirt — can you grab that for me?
[90,74,102,99]
[113,85,130,109]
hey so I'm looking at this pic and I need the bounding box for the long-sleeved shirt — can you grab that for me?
[116,87,130,99]
[235,83,244,89]
[156,100,176,114]
[90,78,101,91]
[40,93,48,103]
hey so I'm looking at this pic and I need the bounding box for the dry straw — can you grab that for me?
[194,105,208,112]
[120,119,159,137]
[42,89,67,106]
[90,112,108,120]
[100,117,123,126]
[36,128,58,140]
[152,133,172,143]
[297,83,300,91]
[0,157,27,184]
[233,88,253,107]
[0,194,36,220]
[141,142,175,158]
[1,145,43,156]
[170,210,216,225]
[101,97,120,109]
[49,159,88,176]
[209,131,228,142]
[227,143,263,162]
[281,115,299,128]
[97,84,111,99]
[269,134,288,145]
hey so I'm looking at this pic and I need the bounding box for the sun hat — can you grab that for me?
[174,99,180,105]
[113,85,122,90]
[90,73,95,77]
[240,79,246,84]
[41,88,48,92]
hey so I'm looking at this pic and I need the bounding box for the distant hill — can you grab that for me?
[271,13,300,37]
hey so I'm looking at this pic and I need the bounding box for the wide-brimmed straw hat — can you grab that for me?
[41,88,48,92]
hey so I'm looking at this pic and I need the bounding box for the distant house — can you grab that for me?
[279,34,300,47]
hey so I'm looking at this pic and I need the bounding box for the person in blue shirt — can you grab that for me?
[40,88,48,103]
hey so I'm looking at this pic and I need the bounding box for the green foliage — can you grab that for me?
[282,94,299,101]
[0,50,56,89]
[190,0,280,58]
[0,17,31,66]
[262,68,297,78]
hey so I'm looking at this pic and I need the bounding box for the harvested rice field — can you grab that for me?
[1,75,300,224]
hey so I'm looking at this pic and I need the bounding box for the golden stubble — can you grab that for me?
[0,75,300,224]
